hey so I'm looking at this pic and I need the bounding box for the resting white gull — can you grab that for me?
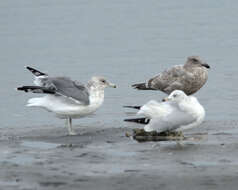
[132,56,210,95]
[17,66,116,135]
[124,90,205,133]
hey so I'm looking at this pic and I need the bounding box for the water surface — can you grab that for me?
[1,0,238,129]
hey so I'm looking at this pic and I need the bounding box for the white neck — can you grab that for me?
[179,97,204,118]
[88,86,105,108]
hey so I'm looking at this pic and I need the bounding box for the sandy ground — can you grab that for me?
[1,121,238,190]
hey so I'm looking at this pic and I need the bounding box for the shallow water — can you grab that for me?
[22,141,59,149]
[0,0,238,129]
[0,120,238,189]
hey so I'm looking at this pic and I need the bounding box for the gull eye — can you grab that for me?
[173,94,177,98]
[192,58,198,62]
[101,79,106,83]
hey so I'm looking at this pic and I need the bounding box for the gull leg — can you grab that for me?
[173,131,184,148]
[176,139,184,149]
[67,117,77,136]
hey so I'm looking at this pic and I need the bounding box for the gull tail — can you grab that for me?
[17,86,55,94]
[123,105,141,110]
[124,117,150,124]
[25,66,47,76]
[27,97,45,107]
[131,82,153,90]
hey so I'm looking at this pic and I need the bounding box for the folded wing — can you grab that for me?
[38,77,90,105]
[148,65,194,93]
[138,100,196,132]
[19,66,90,105]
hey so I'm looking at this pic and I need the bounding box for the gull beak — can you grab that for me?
[108,82,117,88]
[162,97,169,102]
[201,63,210,69]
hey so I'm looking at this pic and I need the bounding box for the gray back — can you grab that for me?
[41,77,90,105]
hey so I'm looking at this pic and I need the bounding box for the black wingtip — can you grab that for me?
[123,105,141,110]
[25,66,47,76]
[16,86,55,94]
[132,83,145,89]
[25,66,35,72]
[132,83,153,90]
[16,87,22,91]
[16,86,30,92]
[124,117,150,124]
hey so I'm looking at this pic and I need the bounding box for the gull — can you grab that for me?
[17,66,116,135]
[132,56,210,95]
[124,90,205,133]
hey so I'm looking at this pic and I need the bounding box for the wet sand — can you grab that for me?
[1,121,238,190]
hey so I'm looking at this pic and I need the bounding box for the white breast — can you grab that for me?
[177,97,205,131]
[88,88,105,111]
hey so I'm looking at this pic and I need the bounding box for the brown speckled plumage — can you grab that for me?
[132,56,210,95]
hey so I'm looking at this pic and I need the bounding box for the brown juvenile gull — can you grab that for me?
[132,56,210,95]
[17,66,116,135]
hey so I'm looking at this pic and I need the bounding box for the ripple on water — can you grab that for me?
[22,141,59,149]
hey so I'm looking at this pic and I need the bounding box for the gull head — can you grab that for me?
[186,56,210,69]
[89,76,116,89]
[162,90,187,103]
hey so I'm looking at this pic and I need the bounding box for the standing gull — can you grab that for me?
[132,56,210,95]
[17,66,116,135]
[124,90,205,133]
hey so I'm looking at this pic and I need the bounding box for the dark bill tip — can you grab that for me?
[201,63,210,69]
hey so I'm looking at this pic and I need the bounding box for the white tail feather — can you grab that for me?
[27,97,44,107]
